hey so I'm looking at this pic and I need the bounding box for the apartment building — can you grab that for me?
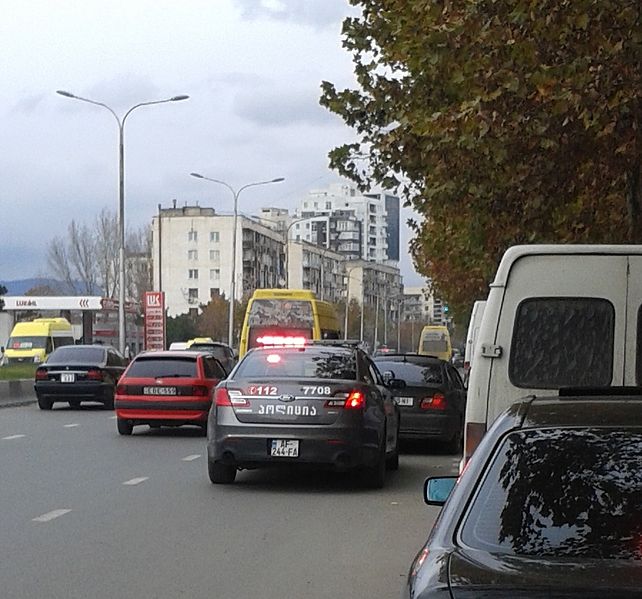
[152,203,284,317]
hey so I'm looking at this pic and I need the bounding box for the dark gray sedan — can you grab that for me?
[374,354,466,452]
[207,342,401,487]
[405,390,642,598]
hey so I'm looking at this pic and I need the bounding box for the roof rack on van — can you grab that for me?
[558,386,642,397]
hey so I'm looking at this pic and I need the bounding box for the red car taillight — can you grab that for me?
[35,368,48,381]
[192,385,209,397]
[420,393,446,410]
[215,387,232,406]
[116,384,128,395]
[86,369,103,381]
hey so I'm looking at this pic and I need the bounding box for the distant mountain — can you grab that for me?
[1,278,69,295]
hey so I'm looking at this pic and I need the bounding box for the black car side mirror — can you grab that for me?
[424,476,457,505]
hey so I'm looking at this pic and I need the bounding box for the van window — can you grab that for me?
[53,336,75,349]
[509,298,614,389]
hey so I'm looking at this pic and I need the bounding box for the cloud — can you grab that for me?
[233,0,350,29]
[233,87,337,128]
[11,93,46,115]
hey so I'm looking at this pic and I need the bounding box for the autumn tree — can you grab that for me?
[321,1,642,315]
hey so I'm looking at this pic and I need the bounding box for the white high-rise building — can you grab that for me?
[292,183,399,265]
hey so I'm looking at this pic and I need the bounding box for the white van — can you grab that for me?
[463,300,486,384]
[465,244,642,463]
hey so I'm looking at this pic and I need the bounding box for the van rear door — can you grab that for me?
[623,256,642,386]
[485,253,627,423]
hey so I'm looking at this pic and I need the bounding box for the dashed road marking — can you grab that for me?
[33,509,72,523]
[64,424,80,428]
[122,477,148,486]
[182,454,201,462]
[3,434,26,440]
[108,416,117,420]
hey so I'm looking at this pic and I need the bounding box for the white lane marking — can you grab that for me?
[182,454,201,462]
[3,434,26,440]
[122,477,148,486]
[64,423,80,428]
[109,415,117,420]
[33,509,72,522]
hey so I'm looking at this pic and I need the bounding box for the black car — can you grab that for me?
[34,344,127,410]
[374,354,466,452]
[405,389,642,598]
[207,341,401,487]
[187,341,236,375]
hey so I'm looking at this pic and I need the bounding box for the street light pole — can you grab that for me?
[57,90,189,354]
[190,173,284,348]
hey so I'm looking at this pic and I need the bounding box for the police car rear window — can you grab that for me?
[235,349,356,380]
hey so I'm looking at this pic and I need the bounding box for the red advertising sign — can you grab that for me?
[144,292,166,351]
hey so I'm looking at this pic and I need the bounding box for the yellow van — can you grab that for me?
[417,325,452,362]
[4,318,75,364]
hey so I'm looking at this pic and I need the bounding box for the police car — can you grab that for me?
[206,340,401,487]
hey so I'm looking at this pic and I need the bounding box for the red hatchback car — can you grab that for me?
[114,350,227,435]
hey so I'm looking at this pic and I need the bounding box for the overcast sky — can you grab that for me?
[0,0,424,287]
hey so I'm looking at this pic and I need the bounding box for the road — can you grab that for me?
[0,402,459,599]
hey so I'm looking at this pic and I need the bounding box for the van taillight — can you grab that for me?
[215,387,232,406]
[86,369,103,381]
[420,393,446,410]
[35,368,48,381]
[464,421,486,467]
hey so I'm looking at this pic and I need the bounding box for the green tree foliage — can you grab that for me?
[166,313,198,346]
[321,1,642,314]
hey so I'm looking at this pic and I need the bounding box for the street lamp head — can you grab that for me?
[271,177,285,183]
[190,172,204,179]
[56,90,76,98]
[170,95,190,102]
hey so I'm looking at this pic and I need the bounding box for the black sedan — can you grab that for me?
[207,341,401,487]
[405,390,642,598]
[34,344,127,410]
[374,354,466,452]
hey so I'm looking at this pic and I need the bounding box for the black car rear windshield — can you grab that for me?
[235,348,356,380]
[47,347,105,365]
[127,357,198,378]
[461,428,642,560]
[374,361,443,385]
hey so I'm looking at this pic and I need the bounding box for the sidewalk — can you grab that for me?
[0,380,36,408]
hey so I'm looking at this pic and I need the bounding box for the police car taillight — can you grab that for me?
[215,387,232,406]
[326,390,365,410]
[256,335,307,347]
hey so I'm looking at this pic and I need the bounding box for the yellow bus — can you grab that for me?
[239,289,341,357]
[417,325,452,362]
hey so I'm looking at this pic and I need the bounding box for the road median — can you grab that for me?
[0,379,36,408]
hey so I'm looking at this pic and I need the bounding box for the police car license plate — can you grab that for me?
[270,439,299,457]
[61,373,75,383]
[395,397,413,406]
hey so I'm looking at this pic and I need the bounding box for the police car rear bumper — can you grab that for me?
[209,424,378,471]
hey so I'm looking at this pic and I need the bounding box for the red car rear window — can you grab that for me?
[126,357,198,378]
